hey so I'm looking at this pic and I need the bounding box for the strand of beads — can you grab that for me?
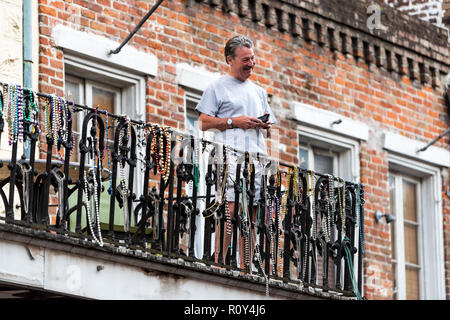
[1,85,7,134]
[118,124,130,232]
[193,136,200,190]
[45,96,52,140]
[50,95,58,144]
[266,191,273,272]
[16,85,23,142]
[8,85,18,145]
[0,89,3,120]
[104,111,113,195]
[158,124,165,174]
[337,179,346,236]
[65,100,75,159]
[320,180,331,244]
[7,85,13,144]
[149,124,159,171]
[91,123,103,246]
[83,169,103,246]
[136,124,146,173]
[273,193,280,275]
[307,170,316,240]
[161,126,171,182]
[223,148,232,235]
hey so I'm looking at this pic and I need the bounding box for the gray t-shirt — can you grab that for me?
[195,75,277,155]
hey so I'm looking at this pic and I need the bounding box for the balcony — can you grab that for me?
[0,84,365,300]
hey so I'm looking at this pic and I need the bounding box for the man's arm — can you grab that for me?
[198,113,270,131]
[198,113,229,131]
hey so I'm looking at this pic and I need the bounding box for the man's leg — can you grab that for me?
[223,201,235,265]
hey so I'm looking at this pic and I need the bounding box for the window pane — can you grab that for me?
[65,81,81,104]
[92,87,116,167]
[65,80,81,162]
[299,147,309,170]
[185,94,202,138]
[314,153,333,175]
[402,180,417,222]
[92,87,115,114]
[404,224,419,265]
[186,114,197,136]
[406,267,420,300]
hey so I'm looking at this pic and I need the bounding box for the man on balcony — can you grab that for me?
[196,35,277,267]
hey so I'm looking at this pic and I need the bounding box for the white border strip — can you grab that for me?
[176,63,221,92]
[383,130,450,168]
[291,102,369,141]
[53,25,157,76]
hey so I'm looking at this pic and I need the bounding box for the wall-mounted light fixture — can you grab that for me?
[374,210,396,224]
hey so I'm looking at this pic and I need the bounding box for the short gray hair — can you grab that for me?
[224,35,253,64]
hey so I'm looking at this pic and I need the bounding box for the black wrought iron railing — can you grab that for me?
[0,83,365,299]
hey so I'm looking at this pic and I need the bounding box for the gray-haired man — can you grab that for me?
[195,35,277,266]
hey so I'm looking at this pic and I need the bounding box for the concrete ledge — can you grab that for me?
[176,63,221,92]
[382,130,450,168]
[291,102,369,141]
[0,222,354,300]
[53,25,158,77]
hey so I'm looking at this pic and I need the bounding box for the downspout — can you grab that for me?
[23,0,32,88]
[23,0,32,157]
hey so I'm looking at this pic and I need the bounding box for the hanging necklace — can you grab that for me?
[307,170,316,240]
[118,121,131,232]
[104,110,113,195]
[83,169,103,246]
[240,177,251,269]
[16,84,23,142]
[161,126,171,181]
[223,147,232,235]
[136,124,147,173]
[338,178,346,236]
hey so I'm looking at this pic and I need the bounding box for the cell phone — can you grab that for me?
[258,114,270,122]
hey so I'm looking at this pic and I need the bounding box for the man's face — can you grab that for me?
[228,46,255,82]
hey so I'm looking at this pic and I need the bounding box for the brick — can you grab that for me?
[39,5,57,17]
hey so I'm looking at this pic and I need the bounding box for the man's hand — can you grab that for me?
[233,115,263,129]
[198,112,271,131]
[233,113,271,130]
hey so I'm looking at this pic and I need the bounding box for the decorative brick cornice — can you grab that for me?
[191,0,449,88]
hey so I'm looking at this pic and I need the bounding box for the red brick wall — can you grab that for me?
[37,0,450,300]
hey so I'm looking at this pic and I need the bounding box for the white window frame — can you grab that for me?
[65,75,121,160]
[389,172,423,299]
[299,142,339,175]
[184,89,204,138]
[294,107,364,293]
[388,153,446,299]
[297,126,361,182]
[63,53,147,229]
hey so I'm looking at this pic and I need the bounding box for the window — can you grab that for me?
[297,128,359,182]
[389,172,422,299]
[383,132,447,300]
[63,54,146,232]
[387,154,446,300]
[65,75,121,163]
